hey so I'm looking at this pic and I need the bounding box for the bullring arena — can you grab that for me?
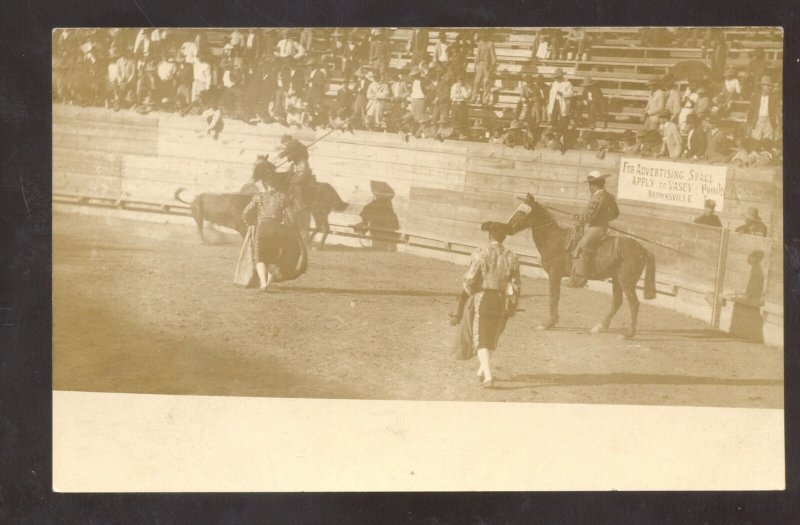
[53,27,784,411]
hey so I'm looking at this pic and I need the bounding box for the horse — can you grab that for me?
[247,158,349,249]
[506,193,656,339]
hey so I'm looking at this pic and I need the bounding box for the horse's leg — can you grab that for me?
[537,270,561,330]
[621,276,640,340]
[592,277,623,333]
[317,210,331,250]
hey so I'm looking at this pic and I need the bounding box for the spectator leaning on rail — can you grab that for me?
[693,199,722,228]
[736,207,768,237]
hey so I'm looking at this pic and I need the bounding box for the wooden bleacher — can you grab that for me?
[194,27,783,140]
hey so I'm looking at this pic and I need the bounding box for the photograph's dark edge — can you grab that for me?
[1,0,799,523]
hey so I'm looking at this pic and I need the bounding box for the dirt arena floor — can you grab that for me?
[53,211,783,409]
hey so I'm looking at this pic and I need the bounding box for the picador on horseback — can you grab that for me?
[277,134,315,205]
[565,170,620,289]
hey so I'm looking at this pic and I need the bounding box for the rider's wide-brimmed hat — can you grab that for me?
[586,170,612,184]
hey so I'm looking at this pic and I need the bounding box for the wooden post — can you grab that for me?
[711,227,730,329]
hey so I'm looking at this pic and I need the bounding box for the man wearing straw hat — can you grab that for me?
[747,75,780,142]
[736,207,768,237]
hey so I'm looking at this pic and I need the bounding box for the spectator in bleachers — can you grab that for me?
[617,130,637,154]
[433,31,449,70]
[149,29,171,60]
[744,48,767,98]
[344,31,368,83]
[684,113,707,159]
[156,52,177,108]
[299,28,314,56]
[306,57,329,126]
[448,32,469,77]
[720,65,742,113]
[275,29,306,71]
[450,75,471,138]
[369,29,391,80]
[659,110,683,159]
[635,129,661,157]
[243,29,263,67]
[515,75,545,129]
[332,80,355,121]
[736,208,767,237]
[408,28,430,65]
[705,28,727,80]
[366,72,391,130]
[663,75,682,123]
[133,28,151,58]
[135,56,158,112]
[705,116,732,163]
[643,77,666,131]
[541,28,563,60]
[285,90,310,128]
[192,53,212,102]
[678,98,695,134]
[564,27,588,61]
[350,70,370,130]
[747,75,779,142]
[269,72,289,125]
[407,67,427,122]
[501,120,527,148]
[547,68,573,128]
[174,54,193,113]
[470,31,496,105]
[576,77,606,128]
[694,86,711,120]
[430,68,452,126]
[693,199,722,227]
[109,48,136,111]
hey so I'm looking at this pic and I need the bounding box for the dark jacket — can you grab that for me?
[694,213,721,227]
[686,128,707,158]
[747,91,780,128]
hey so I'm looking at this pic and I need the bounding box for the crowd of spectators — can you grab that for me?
[52,27,781,164]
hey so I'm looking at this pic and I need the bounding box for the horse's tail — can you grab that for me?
[643,248,656,300]
[323,183,349,211]
[174,188,193,205]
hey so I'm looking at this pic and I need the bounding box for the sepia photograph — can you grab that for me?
[51,26,785,492]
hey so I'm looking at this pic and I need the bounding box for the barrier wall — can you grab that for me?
[53,104,784,346]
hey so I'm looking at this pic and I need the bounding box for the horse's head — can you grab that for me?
[507,193,546,235]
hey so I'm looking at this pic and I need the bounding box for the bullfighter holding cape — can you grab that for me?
[234,156,308,290]
[451,221,521,388]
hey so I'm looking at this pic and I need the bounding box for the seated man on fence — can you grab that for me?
[566,171,620,288]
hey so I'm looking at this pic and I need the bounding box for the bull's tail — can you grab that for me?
[174,187,193,205]
[643,248,656,300]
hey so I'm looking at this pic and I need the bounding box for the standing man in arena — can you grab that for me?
[451,221,521,389]
[566,171,620,288]
[242,159,295,291]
